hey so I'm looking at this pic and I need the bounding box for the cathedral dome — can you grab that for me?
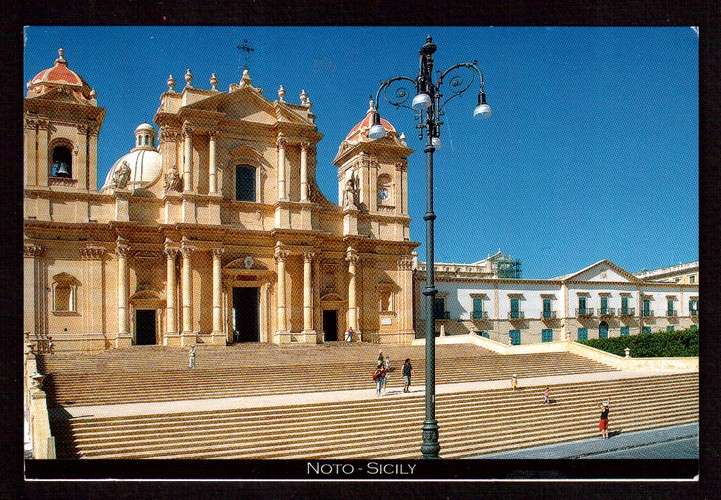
[343,100,397,145]
[102,124,162,191]
[26,48,96,103]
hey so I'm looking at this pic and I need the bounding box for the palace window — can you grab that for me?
[600,296,608,315]
[509,330,521,345]
[472,296,484,319]
[621,296,629,314]
[642,299,651,317]
[642,326,652,334]
[542,297,552,318]
[235,164,256,201]
[432,297,447,320]
[689,275,696,284]
[578,296,587,312]
[51,144,73,178]
[577,328,588,341]
[667,297,675,315]
[620,326,630,336]
[52,273,79,313]
[689,299,698,314]
[541,329,553,343]
[510,297,521,319]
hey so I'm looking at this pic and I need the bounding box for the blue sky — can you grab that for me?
[23,27,698,278]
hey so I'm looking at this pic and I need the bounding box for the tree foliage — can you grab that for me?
[579,327,698,357]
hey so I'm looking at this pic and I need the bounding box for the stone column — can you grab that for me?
[300,142,309,202]
[115,238,131,347]
[302,251,315,337]
[180,244,194,345]
[346,247,360,336]
[274,243,289,339]
[23,244,44,338]
[212,247,224,343]
[182,124,193,193]
[164,244,178,342]
[209,131,217,194]
[276,133,287,201]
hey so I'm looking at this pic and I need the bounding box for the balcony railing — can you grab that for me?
[666,309,678,317]
[642,310,654,318]
[508,311,525,320]
[542,310,557,320]
[576,308,594,317]
[471,311,489,320]
[618,307,635,317]
[598,307,615,317]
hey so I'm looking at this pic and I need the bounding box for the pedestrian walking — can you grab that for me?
[598,400,610,439]
[543,386,550,404]
[377,350,384,366]
[188,345,197,369]
[345,326,354,342]
[402,358,413,393]
[373,362,386,397]
[511,374,518,391]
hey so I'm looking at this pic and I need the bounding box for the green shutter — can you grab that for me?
[642,326,652,334]
[620,326,629,336]
[509,330,521,345]
[666,325,675,333]
[579,297,586,310]
[577,328,588,341]
[542,329,553,342]
[472,297,483,319]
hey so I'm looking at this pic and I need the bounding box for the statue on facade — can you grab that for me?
[164,164,183,192]
[343,178,357,210]
[111,160,131,189]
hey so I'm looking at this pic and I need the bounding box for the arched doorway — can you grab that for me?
[599,321,609,339]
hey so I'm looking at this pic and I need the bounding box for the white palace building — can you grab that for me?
[413,253,699,345]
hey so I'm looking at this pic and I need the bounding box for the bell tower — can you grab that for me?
[333,100,412,240]
[24,48,105,192]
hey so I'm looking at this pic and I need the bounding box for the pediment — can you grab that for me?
[224,257,269,271]
[564,260,639,283]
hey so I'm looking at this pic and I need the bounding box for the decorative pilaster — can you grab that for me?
[164,244,179,344]
[300,142,309,202]
[180,243,195,345]
[182,123,193,193]
[274,243,290,339]
[81,245,106,336]
[276,133,287,201]
[115,238,131,347]
[24,244,44,338]
[346,247,360,337]
[211,247,225,343]
[209,131,218,194]
[302,251,316,338]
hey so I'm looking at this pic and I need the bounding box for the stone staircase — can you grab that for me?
[40,347,614,406]
[52,372,698,459]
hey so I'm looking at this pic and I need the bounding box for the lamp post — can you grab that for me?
[368,36,492,459]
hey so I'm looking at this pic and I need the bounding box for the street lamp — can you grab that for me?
[368,36,492,459]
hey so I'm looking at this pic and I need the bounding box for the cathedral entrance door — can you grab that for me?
[323,310,338,342]
[232,287,260,342]
[135,309,157,345]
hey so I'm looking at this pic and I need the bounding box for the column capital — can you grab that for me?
[164,245,180,258]
[182,122,194,137]
[160,126,181,143]
[23,243,44,257]
[80,245,106,260]
[345,246,359,264]
[299,141,311,151]
[303,251,316,262]
[274,242,290,262]
[398,255,414,271]
[208,128,220,140]
[276,132,287,148]
[115,237,130,257]
[212,247,225,257]
[180,245,195,258]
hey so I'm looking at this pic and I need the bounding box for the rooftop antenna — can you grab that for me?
[237,39,255,71]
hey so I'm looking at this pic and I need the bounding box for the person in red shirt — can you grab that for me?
[598,400,610,438]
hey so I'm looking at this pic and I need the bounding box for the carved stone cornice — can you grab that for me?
[25,118,50,130]
[23,243,44,257]
[76,123,90,135]
[80,245,106,260]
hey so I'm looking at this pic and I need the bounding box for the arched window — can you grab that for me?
[52,273,79,313]
[235,164,256,201]
[377,174,392,206]
[51,144,73,178]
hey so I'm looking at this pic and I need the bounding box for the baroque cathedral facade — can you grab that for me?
[23,49,417,350]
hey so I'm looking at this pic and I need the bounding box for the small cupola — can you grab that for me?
[133,122,156,151]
